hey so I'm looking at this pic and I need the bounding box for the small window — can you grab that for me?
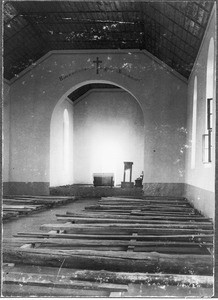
[202,98,213,163]
[202,132,212,163]
[63,109,69,170]
[207,98,213,130]
[203,98,213,163]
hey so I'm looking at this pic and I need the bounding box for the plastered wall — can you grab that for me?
[3,82,10,186]
[185,7,216,219]
[3,49,187,195]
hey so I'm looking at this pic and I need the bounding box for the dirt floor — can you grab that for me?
[3,197,214,297]
[3,198,98,239]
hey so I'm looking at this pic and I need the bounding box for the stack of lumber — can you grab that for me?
[3,196,214,297]
[3,195,76,221]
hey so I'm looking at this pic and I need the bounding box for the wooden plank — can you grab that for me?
[4,195,75,199]
[3,246,210,255]
[3,204,43,210]
[3,247,213,275]
[99,198,188,203]
[15,232,214,242]
[6,244,207,254]
[3,206,34,211]
[100,198,189,204]
[85,205,195,212]
[5,237,212,248]
[84,270,213,287]
[83,208,199,215]
[110,291,122,297]
[142,196,186,200]
[39,224,213,235]
[102,196,187,201]
[99,203,191,209]
[85,208,197,215]
[41,222,213,230]
[3,272,128,291]
[3,284,109,297]
[130,210,201,216]
[2,265,213,287]
[56,216,213,228]
[67,211,211,221]
[132,246,210,255]
[74,222,212,229]
[65,211,211,221]
[3,196,76,205]
[98,202,191,208]
[3,199,46,205]
[3,211,19,216]
[3,213,19,221]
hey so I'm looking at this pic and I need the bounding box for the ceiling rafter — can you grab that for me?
[145,30,193,71]
[167,3,205,29]
[149,3,201,40]
[193,1,211,13]
[4,23,30,43]
[8,10,143,16]
[12,17,198,55]
[140,15,196,59]
[142,8,199,53]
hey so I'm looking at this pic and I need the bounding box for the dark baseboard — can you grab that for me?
[50,185,143,198]
[3,182,50,196]
[143,183,184,197]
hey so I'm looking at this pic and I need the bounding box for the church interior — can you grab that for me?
[2,0,216,297]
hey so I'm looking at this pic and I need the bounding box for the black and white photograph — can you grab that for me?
[2,0,216,297]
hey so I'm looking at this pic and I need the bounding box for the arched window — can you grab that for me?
[191,76,197,169]
[203,37,215,163]
[63,108,69,170]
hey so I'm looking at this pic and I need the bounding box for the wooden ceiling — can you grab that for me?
[4,1,214,81]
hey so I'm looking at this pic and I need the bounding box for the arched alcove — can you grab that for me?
[50,99,74,187]
[63,108,70,173]
[50,81,144,187]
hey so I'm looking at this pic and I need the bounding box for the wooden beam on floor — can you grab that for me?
[3,247,213,275]
[5,237,213,248]
[67,269,213,287]
[3,271,128,291]
[3,284,110,297]
[15,232,214,242]
[66,211,211,221]
[99,200,191,206]
[102,197,187,201]
[56,216,213,228]
[85,205,196,212]
[84,209,198,215]
[2,264,213,287]
[39,223,213,236]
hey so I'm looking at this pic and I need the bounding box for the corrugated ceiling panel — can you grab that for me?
[3,1,215,80]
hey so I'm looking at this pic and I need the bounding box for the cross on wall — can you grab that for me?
[93,57,102,74]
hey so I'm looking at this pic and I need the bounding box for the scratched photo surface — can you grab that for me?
[3,0,216,297]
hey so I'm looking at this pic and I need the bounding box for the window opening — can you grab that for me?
[203,37,214,164]
[63,109,69,170]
